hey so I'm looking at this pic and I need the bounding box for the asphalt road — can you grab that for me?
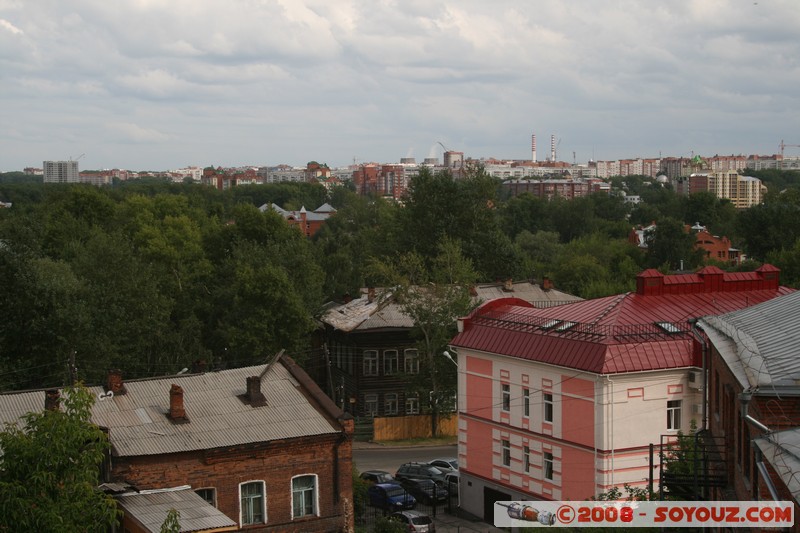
[353,444,457,475]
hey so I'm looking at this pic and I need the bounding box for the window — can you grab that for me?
[543,452,554,480]
[667,400,682,430]
[365,394,378,417]
[292,475,317,518]
[385,393,398,415]
[406,394,419,414]
[195,487,216,507]
[502,384,510,411]
[502,439,511,466]
[404,349,419,374]
[240,481,266,525]
[363,350,378,376]
[523,388,530,417]
[384,350,398,375]
[524,446,530,473]
[543,393,553,423]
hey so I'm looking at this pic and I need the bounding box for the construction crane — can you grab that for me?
[780,140,800,159]
[437,141,449,153]
[69,153,85,162]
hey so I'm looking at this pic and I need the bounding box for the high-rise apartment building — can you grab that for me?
[43,160,79,183]
[689,170,765,208]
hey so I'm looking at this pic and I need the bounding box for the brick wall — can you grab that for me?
[113,433,353,532]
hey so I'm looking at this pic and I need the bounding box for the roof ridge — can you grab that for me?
[588,293,628,326]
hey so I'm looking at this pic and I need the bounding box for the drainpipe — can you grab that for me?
[739,391,781,501]
[688,318,708,432]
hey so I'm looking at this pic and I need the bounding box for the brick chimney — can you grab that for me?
[542,277,553,291]
[106,369,126,396]
[367,287,375,303]
[45,389,60,411]
[191,359,207,374]
[246,376,267,407]
[169,384,187,421]
[502,278,514,292]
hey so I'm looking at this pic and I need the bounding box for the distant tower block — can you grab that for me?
[550,135,556,162]
[531,134,537,162]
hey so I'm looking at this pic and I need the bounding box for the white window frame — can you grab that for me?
[291,474,318,519]
[406,394,419,415]
[364,393,378,417]
[667,399,682,430]
[404,349,419,374]
[523,445,530,473]
[502,383,510,412]
[239,480,266,526]
[384,350,399,375]
[543,452,554,480]
[502,439,511,466]
[543,392,553,423]
[385,393,399,415]
[363,350,378,376]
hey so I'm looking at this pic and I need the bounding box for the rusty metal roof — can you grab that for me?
[452,285,794,375]
[0,361,341,457]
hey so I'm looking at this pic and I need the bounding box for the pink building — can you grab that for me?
[449,266,791,522]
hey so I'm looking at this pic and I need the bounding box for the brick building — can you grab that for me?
[699,290,800,529]
[260,202,337,237]
[0,355,354,532]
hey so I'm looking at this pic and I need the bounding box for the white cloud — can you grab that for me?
[0,17,22,34]
[108,122,170,143]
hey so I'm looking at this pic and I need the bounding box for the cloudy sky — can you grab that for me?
[1,0,798,172]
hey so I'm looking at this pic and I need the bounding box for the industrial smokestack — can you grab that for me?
[551,135,556,162]
[531,134,537,162]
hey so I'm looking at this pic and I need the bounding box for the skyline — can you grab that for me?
[1,1,799,172]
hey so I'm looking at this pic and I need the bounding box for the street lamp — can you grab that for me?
[443,350,458,367]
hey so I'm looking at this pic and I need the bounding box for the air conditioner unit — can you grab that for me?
[687,370,703,390]
[692,403,703,415]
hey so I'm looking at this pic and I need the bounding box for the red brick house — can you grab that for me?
[448,266,791,523]
[0,355,354,532]
[699,290,800,528]
[260,203,337,237]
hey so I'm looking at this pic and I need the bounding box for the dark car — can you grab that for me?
[368,482,416,511]
[389,510,436,532]
[360,470,395,485]
[399,477,448,505]
[395,462,447,486]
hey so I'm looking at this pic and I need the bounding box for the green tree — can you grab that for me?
[160,508,180,533]
[0,384,119,531]
[368,238,477,436]
[645,217,702,270]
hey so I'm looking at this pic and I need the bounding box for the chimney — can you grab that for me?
[106,369,126,395]
[343,293,352,304]
[542,277,553,291]
[45,389,60,411]
[191,359,207,374]
[246,376,267,407]
[367,287,375,303]
[502,278,514,292]
[469,285,478,297]
[169,384,187,421]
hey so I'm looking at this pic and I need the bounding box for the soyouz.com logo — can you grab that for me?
[494,501,794,528]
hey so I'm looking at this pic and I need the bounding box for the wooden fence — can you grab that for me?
[373,414,457,441]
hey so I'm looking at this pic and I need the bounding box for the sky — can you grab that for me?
[1,0,799,172]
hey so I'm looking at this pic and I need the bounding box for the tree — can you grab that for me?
[160,509,180,533]
[368,238,478,437]
[0,384,119,531]
[644,217,702,270]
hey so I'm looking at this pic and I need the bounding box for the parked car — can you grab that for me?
[427,457,458,473]
[360,470,395,485]
[395,462,447,486]
[368,482,416,511]
[399,477,448,505]
[389,510,436,532]
[443,471,459,495]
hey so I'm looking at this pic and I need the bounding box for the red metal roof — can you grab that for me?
[452,284,795,375]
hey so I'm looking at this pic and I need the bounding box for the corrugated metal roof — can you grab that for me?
[452,285,794,375]
[0,362,340,457]
[116,488,237,532]
[321,282,581,333]
[699,290,800,389]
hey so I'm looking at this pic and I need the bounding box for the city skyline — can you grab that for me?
[1,1,799,172]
